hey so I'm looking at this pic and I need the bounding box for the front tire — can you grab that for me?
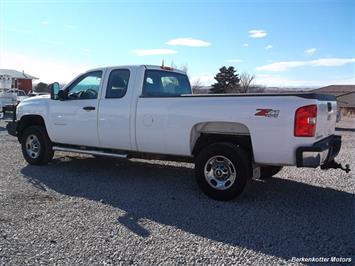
[21,126,54,165]
[195,143,251,201]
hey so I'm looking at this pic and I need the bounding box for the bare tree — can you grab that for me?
[180,63,188,73]
[192,78,204,94]
[170,61,188,73]
[239,72,255,93]
[170,61,177,69]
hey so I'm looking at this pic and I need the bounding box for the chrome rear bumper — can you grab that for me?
[296,135,342,168]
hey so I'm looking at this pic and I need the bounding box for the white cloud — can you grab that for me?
[305,48,317,55]
[254,74,314,87]
[131,49,177,56]
[225,59,242,63]
[330,76,355,85]
[257,61,306,71]
[254,74,355,87]
[309,58,355,66]
[42,20,48,25]
[190,73,215,86]
[243,43,249,47]
[248,30,267,38]
[191,72,355,87]
[166,38,211,47]
[0,51,93,83]
[265,44,273,49]
[257,58,355,72]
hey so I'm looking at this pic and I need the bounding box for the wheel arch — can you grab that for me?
[190,121,253,158]
[18,115,47,142]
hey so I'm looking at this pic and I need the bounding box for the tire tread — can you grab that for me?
[21,126,54,165]
[195,142,251,201]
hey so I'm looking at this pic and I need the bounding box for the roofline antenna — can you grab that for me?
[161,59,164,68]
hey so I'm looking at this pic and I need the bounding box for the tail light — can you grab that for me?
[294,104,317,137]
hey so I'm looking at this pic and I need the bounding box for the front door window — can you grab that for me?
[67,71,102,100]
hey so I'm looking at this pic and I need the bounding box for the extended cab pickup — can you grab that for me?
[7,65,349,200]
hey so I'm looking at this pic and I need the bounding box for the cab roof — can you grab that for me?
[85,65,186,75]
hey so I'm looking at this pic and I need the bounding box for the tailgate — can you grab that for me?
[315,100,337,139]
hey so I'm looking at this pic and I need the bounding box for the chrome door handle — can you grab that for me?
[83,106,95,111]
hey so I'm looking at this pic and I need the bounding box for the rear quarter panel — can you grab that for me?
[136,95,323,165]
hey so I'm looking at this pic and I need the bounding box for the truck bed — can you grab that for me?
[141,92,336,101]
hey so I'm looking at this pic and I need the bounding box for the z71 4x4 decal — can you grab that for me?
[255,109,280,118]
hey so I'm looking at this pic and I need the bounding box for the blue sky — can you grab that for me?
[0,0,354,87]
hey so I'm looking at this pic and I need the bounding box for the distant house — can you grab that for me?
[312,85,355,118]
[312,85,355,96]
[192,86,212,94]
[337,91,355,117]
[0,69,38,94]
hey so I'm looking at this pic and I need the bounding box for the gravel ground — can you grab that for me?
[0,118,354,265]
[336,117,355,130]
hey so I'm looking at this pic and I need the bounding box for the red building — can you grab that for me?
[0,69,38,94]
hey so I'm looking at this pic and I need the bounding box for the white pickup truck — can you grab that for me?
[0,89,28,114]
[7,65,349,200]
[0,89,17,113]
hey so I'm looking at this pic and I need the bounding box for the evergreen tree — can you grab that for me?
[34,82,49,92]
[211,66,240,93]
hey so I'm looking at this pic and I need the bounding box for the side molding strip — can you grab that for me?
[53,146,128,159]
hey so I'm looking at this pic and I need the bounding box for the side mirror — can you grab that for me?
[49,82,60,100]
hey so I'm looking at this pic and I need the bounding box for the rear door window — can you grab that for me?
[106,69,130,98]
[142,70,191,97]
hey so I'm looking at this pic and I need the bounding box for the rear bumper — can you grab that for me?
[296,135,341,168]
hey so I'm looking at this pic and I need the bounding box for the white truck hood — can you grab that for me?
[17,95,51,120]
[21,94,50,103]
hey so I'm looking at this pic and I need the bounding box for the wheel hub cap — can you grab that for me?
[204,155,237,190]
[25,134,41,159]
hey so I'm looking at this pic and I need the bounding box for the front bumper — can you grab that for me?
[6,121,18,137]
[3,104,16,112]
[296,135,341,168]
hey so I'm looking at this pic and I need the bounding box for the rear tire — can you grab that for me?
[21,126,54,165]
[259,166,283,179]
[195,142,251,201]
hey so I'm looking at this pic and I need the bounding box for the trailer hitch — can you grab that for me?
[321,160,351,173]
